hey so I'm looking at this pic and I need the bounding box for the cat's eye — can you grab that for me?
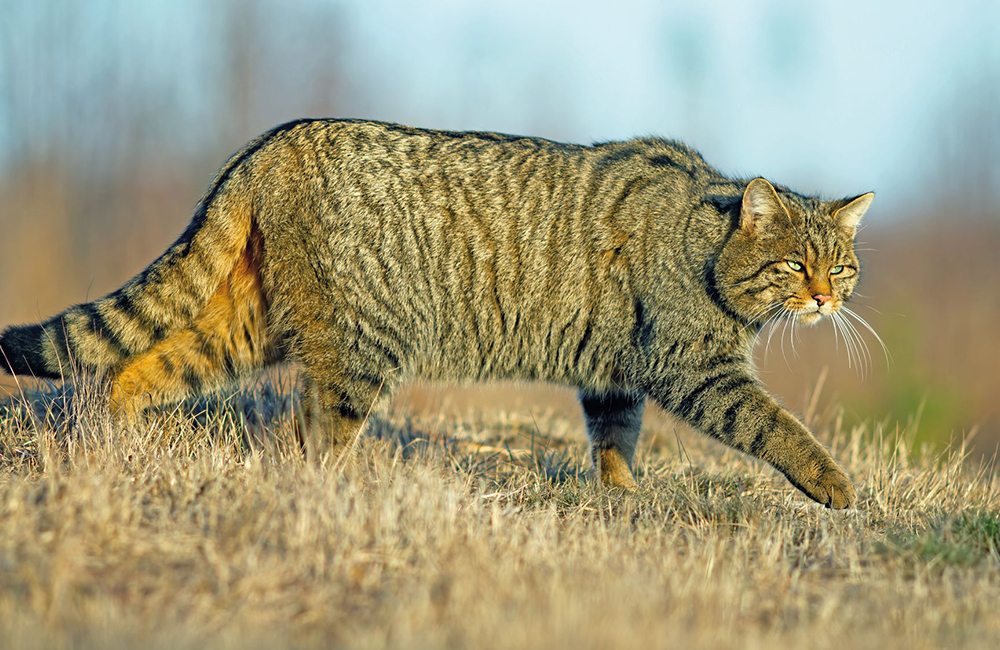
[830,265,844,275]
[786,260,804,272]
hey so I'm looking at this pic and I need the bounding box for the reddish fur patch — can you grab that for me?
[110,223,270,416]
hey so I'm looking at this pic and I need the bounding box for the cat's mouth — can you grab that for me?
[785,300,837,325]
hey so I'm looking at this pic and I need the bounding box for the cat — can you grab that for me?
[0,118,873,508]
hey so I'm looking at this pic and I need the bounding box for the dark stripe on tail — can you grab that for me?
[0,324,56,377]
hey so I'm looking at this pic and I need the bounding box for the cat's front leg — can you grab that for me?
[649,368,856,509]
[579,390,646,489]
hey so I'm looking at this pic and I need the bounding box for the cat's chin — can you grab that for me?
[796,311,824,325]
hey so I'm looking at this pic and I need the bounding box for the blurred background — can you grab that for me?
[1,0,998,454]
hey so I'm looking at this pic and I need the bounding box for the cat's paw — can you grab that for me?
[798,463,856,509]
[597,448,638,491]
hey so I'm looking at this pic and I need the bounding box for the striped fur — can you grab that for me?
[0,119,874,508]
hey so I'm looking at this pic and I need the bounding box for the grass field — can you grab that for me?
[0,376,998,650]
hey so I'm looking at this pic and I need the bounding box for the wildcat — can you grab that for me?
[0,119,873,508]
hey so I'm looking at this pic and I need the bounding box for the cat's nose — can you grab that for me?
[813,293,832,306]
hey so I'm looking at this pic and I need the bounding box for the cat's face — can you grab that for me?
[715,178,873,327]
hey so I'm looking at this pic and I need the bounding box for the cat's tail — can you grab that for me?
[0,125,288,379]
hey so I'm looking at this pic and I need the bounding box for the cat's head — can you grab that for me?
[715,178,874,326]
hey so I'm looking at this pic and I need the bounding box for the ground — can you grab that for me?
[0,377,998,650]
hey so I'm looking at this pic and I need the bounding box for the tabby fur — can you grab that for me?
[0,119,875,508]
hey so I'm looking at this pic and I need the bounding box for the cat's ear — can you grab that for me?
[740,178,790,234]
[832,192,874,234]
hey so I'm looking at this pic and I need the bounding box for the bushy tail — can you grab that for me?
[0,135,273,379]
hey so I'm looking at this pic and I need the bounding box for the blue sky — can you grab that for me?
[343,0,998,213]
[1,0,997,217]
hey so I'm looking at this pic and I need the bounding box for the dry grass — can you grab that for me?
[0,376,998,650]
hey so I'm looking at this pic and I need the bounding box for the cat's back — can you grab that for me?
[253,118,586,186]
[251,120,703,383]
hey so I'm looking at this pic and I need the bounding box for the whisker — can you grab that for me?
[759,307,786,358]
[833,312,860,375]
[838,311,872,377]
[779,311,793,367]
[838,312,865,375]
[789,312,800,358]
[739,302,782,335]
[832,313,850,370]
[846,316,864,377]
[752,304,785,343]
[832,313,850,369]
[841,305,892,366]
[848,301,885,315]
[831,310,841,356]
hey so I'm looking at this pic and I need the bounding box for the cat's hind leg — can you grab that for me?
[579,390,645,489]
[295,363,391,466]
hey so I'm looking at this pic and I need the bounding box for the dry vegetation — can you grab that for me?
[2,4,998,648]
[0,375,998,650]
